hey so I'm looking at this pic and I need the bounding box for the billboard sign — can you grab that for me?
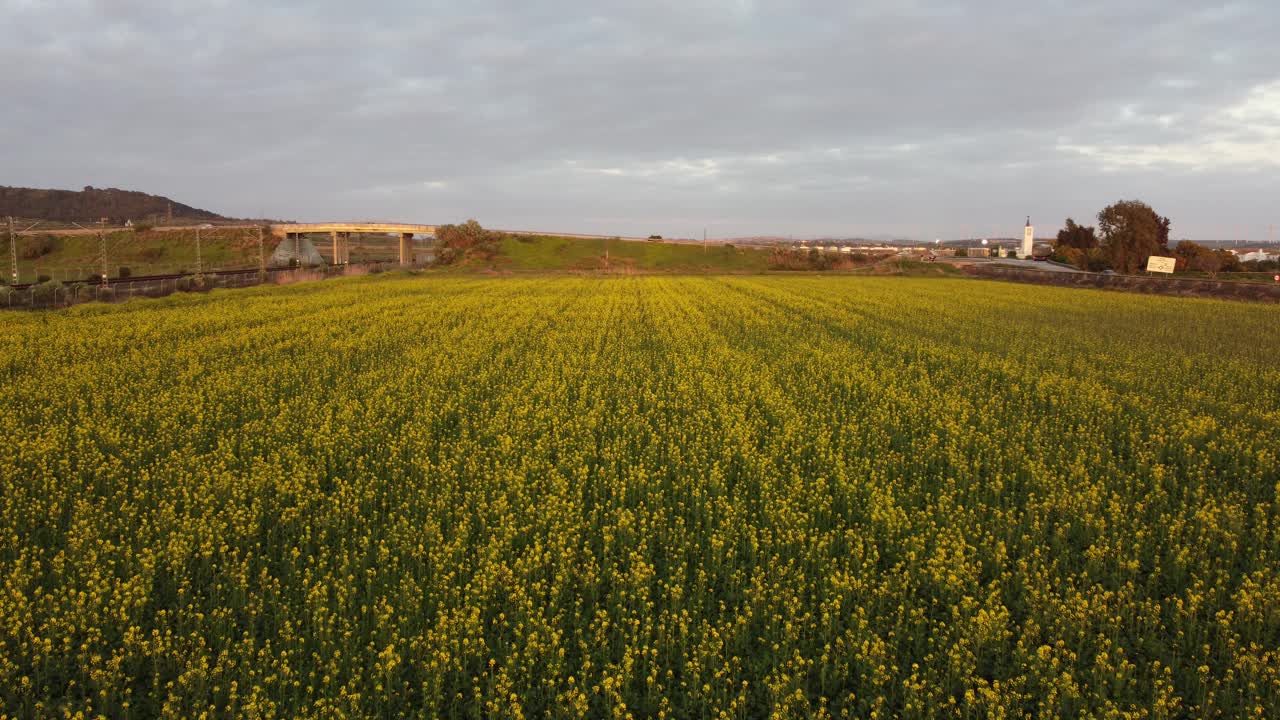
[1146,255,1176,274]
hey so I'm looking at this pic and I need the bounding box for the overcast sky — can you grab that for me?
[3,1,1279,240]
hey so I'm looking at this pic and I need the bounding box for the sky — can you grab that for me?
[3,0,1279,241]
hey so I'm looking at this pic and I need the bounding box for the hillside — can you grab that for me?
[0,185,228,225]
[9,229,908,283]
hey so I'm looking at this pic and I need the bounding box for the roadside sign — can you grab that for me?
[1146,256,1176,274]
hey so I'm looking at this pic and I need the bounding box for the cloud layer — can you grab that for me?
[3,0,1278,240]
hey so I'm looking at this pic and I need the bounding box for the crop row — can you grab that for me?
[1,275,1277,718]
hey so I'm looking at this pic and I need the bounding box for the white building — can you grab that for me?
[1236,250,1279,263]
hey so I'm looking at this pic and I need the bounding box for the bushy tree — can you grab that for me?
[1174,240,1208,272]
[1097,200,1171,274]
[1055,218,1098,251]
[1190,249,1222,276]
[1085,248,1112,272]
[1217,249,1242,273]
[1171,240,1240,276]
[435,220,504,265]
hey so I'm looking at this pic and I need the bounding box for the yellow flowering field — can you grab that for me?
[1,275,1278,718]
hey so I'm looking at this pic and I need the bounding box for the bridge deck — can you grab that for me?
[271,223,437,236]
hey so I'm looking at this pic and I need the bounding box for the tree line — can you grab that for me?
[1051,200,1270,275]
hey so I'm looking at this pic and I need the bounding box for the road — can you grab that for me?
[946,257,1085,274]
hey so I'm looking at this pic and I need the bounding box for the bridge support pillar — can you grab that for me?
[340,232,350,264]
[400,233,413,266]
[331,231,339,266]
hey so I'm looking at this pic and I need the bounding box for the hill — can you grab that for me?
[0,185,228,225]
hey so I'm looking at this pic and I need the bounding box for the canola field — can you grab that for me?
[1,275,1278,719]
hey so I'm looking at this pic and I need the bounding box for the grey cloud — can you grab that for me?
[2,0,1278,240]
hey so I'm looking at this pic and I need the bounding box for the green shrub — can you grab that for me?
[20,235,60,260]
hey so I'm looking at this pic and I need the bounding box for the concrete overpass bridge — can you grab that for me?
[268,222,670,266]
[270,223,438,266]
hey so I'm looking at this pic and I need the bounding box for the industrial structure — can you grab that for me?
[270,222,437,266]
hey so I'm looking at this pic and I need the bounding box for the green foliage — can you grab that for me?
[29,278,62,297]
[1,276,1278,717]
[1173,241,1242,276]
[1052,248,1081,267]
[1097,200,1171,274]
[1217,249,1243,273]
[435,219,505,265]
[1173,240,1204,267]
[1055,218,1098,255]
[19,234,59,260]
[1085,247,1112,272]
[766,247,888,272]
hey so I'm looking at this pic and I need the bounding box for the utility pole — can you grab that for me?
[195,226,203,276]
[98,220,109,288]
[257,226,266,273]
[7,216,16,285]
[703,227,707,253]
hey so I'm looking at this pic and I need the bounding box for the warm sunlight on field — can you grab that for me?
[2,275,1278,717]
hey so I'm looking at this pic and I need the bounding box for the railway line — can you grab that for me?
[8,264,315,291]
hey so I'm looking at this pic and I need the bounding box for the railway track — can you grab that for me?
[8,265,317,291]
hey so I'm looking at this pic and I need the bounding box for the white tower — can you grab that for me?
[1021,216,1034,258]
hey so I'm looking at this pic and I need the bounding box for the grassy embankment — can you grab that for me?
[494,235,772,272]
[10,228,966,281]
